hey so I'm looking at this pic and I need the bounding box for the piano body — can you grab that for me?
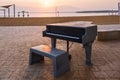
[43,21,97,66]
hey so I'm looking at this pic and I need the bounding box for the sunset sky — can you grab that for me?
[0,0,119,12]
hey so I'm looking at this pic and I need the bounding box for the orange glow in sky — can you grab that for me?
[0,0,119,11]
[37,0,55,7]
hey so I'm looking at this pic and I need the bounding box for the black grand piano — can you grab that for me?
[43,21,97,66]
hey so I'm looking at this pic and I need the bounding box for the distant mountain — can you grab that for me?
[76,10,118,13]
[56,5,81,12]
[24,5,81,12]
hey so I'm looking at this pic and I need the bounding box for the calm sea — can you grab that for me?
[0,12,118,17]
[25,12,117,17]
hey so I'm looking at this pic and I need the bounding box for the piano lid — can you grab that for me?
[46,21,97,28]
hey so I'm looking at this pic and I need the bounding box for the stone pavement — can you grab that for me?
[0,26,120,80]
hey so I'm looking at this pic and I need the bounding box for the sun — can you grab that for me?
[38,0,55,7]
[44,0,49,6]
[43,0,52,7]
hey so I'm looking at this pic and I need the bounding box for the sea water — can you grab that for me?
[23,12,117,17]
[0,12,118,17]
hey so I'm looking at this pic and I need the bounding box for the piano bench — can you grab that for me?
[29,45,70,77]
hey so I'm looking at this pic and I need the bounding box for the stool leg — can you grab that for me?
[53,53,70,77]
[29,52,44,65]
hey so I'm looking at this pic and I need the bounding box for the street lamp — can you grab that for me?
[13,4,15,17]
[18,11,29,17]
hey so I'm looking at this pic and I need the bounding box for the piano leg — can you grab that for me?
[51,38,56,48]
[67,41,71,60]
[83,42,93,66]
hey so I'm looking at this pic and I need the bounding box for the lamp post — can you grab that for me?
[55,7,59,17]
[18,11,29,17]
[13,4,15,17]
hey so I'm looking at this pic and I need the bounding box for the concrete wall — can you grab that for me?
[0,15,119,26]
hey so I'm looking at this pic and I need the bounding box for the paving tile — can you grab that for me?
[0,26,120,80]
